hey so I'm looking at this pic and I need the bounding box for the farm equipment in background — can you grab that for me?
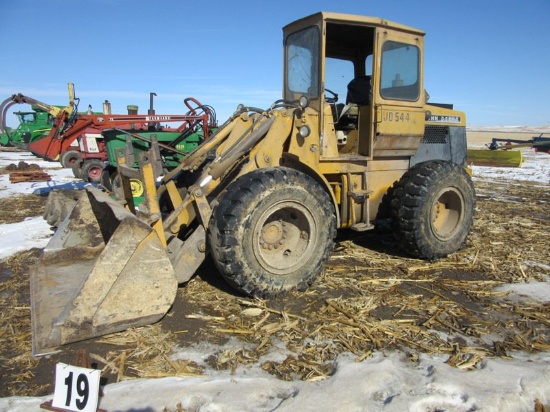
[466,134,550,167]
[0,85,214,171]
[0,85,75,150]
[0,84,101,164]
[0,126,13,146]
[73,96,217,195]
[487,134,550,153]
[30,12,477,355]
[0,105,54,147]
[467,147,523,168]
[43,101,216,226]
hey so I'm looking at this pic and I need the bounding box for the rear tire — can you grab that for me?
[390,161,475,259]
[60,150,80,168]
[81,159,105,183]
[72,158,84,179]
[208,167,336,298]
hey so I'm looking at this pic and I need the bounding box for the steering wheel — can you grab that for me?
[325,88,338,104]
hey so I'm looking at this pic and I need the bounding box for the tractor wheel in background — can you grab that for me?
[100,166,117,191]
[208,167,336,298]
[80,159,105,183]
[390,161,476,259]
[59,150,80,168]
[72,158,84,179]
[112,174,145,198]
[0,133,10,146]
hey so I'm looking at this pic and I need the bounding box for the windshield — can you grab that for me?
[285,26,320,100]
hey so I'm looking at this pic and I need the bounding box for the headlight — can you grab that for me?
[299,95,310,109]
[299,125,311,138]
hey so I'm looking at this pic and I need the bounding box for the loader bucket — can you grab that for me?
[31,187,177,355]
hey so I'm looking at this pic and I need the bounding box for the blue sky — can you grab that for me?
[1,0,549,128]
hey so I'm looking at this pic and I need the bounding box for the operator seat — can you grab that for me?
[335,75,371,130]
[346,75,371,105]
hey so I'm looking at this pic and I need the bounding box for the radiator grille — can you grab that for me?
[423,125,448,144]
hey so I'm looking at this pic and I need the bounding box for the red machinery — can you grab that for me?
[29,96,213,165]
[2,84,215,167]
[72,96,217,184]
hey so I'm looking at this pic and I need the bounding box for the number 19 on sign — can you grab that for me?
[52,363,101,412]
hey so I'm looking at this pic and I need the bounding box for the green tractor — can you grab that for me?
[0,105,54,147]
[100,128,207,196]
[72,98,218,203]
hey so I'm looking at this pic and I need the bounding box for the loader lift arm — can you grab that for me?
[113,98,326,291]
[29,102,292,355]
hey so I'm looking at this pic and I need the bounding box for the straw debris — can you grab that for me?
[94,325,204,380]
[0,179,549,396]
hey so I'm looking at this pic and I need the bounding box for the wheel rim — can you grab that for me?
[253,200,318,275]
[130,179,144,197]
[87,166,103,180]
[431,187,465,241]
[112,176,144,197]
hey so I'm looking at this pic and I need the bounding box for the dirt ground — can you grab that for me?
[0,137,549,399]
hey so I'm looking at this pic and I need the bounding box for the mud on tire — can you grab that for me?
[390,161,476,259]
[208,167,336,298]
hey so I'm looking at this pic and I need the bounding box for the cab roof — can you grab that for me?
[283,11,425,37]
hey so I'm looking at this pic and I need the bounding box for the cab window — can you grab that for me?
[285,26,320,99]
[380,41,420,101]
[20,113,36,123]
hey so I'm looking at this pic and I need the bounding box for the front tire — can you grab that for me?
[208,167,336,298]
[391,161,475,259]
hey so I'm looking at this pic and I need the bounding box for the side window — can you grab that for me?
[325,57,355,103]
[380,41,420,101]
[22,114,35,124]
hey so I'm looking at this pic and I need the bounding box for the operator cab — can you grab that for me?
[16,112,37,124]
[283,12,426,160]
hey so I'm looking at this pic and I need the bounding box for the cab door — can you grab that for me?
[371,28,427,158]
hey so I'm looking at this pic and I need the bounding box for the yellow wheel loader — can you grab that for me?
[31,12,476,355]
